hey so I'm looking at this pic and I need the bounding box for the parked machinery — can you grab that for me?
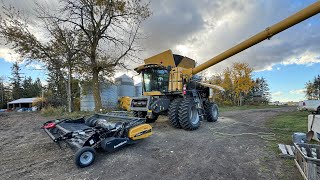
[42,113,152,167]
[130,2,320,130]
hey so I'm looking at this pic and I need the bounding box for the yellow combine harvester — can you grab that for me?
[128,1,320,130]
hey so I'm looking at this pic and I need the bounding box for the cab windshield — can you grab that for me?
[142,69,169,93]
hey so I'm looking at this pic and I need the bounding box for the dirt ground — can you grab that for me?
[0,107,298,180]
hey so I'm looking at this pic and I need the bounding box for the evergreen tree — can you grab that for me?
[10,62,23,100]
[22,76,32,97]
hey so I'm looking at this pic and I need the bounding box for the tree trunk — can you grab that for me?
[67,65,73,112]
[92,69,102,111]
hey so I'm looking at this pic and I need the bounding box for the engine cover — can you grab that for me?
[128,124,152,140]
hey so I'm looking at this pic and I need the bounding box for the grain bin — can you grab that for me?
[134,82,142,97]
[115,74,135,97]
[80,83,118,111]
[101,84,118,108]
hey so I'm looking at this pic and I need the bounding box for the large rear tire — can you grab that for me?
[178,98,200,130]
[168,98,183,128]
[205,102,219,122]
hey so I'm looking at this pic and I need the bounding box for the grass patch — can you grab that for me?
[41,106,94,119]
[219,105,283,112]
[266,110,310,180]
[266,110,309,145]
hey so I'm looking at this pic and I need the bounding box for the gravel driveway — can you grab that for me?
[0,107,298,180]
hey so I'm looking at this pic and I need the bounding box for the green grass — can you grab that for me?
[41,106,94,119]
[266,110,309,145]
[266,110,310,180]
[219,105,283,112]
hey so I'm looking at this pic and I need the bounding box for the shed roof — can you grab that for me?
[7,98,37,104]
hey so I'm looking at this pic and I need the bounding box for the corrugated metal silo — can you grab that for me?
[101,84,118,108]
[80,83,118,111]
[80,88,95,111]
[134,82,142,97]
[115,74,135,97]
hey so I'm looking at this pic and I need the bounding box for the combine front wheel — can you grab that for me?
[205,102,219,122]
[168,98,183,128]
[178,98,200,130]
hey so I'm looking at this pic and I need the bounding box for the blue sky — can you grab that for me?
[253,63,320,102]
[0,58,47,84]
[0,0,320,102]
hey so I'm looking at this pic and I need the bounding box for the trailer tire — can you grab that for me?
[146,114,159,123]
[136,111,158,123]
[168,98,183,128]
[205,102,219,122]
[178,98,200,130]
[74,147,96,168]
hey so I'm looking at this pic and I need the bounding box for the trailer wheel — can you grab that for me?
[205,102,219,122]
[135,111,158,123]
[74,147,96,168]
[178,98,200,130]
[168,98,183,128]
[146,114,159,123]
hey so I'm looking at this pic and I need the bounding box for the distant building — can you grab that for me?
[7,98,37,110]
[80,74,142,111]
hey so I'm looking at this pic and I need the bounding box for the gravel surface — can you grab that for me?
[0,107,297,180]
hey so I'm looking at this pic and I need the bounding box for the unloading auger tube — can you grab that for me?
[182,1,320,77]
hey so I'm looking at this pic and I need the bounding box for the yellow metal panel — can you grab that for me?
[144,50,175,67]
[118,96,131,111]
[143,91,162,96]
[177,57,196,68]
[169,67,183,92]
[129,124,152,140]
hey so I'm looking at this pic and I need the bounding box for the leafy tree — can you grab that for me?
[209,62,256,106]
[305,75,320,100]
[231,63,255,106]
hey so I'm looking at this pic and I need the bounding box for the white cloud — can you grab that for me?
[0,48,21,63]
[271,91,283,96]
[282,51,320,66]
[26,63,44,70]
[289,89,306,95]
[1,0,320,75]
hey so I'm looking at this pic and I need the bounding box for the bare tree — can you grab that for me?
[49,0,151,111]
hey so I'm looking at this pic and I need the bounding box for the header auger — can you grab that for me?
[129,1,320,130]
